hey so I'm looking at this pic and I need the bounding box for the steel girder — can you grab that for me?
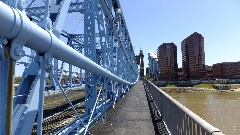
[0,39,8,135]
[0,0,139,134]
[26,2,84,18]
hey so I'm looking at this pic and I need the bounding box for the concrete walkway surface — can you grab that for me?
[89,81,156,135]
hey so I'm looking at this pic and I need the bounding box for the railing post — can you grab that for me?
[0,39,8,135]
[37,56,47,135]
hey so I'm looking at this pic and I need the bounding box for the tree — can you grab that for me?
[62,74,69,80]
[15,76,21,84]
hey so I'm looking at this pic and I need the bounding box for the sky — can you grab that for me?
[119,0,240,68]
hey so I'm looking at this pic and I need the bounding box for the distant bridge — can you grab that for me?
[0,0,224,134]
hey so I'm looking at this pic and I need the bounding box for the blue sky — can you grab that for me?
[120,0,240,68]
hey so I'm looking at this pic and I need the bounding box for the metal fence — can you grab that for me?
[143,79,225,135]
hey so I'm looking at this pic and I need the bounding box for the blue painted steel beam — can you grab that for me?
[99,0,137,74]
[84,0,98,116]
[0,1,137,85]
[0,0,139,134]
[26,2,84,17]
[0,40,8,135]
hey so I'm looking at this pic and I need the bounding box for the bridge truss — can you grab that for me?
[0,0,139,134]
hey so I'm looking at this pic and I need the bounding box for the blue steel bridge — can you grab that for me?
[0,0,224,134]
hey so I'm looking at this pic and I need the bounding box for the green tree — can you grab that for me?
[62,74,69,80]
[15,76,21,84]
[144,75,150,79]
[46,79,51,85]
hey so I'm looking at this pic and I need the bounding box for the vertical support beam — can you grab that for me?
[79,69,82,86]
[37,56,46,135]
[96,0,106,68]
[104,0,114,104]
[49,71,55,90]
[5,44,15,135]
[96,1,108,121]
[117,83,122,100]
[84,0,97,115]
[79,44,83,87]
[100,77,106,120]
[69,64,72,87]
[0,40,8,135]
[53,58,58,87]
[12,56,41,135]
[68,38,73,87]
[51,0,72,89]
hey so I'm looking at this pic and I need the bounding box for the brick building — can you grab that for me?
[157,43,178,81]
[212,62,240,79]
[181,32,206,80]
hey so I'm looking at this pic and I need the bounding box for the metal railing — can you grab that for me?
[143,79,225,135]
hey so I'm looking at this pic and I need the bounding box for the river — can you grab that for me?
[169,92,240,135]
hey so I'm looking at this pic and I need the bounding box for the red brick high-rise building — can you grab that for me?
[181,32,206,80]
[157,43,178,81]
[212,62,240,79]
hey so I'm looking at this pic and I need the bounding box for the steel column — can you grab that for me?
[84,0,97,115]
[0,39,8,135]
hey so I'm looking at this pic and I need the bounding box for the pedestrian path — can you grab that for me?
[89,81,168,135]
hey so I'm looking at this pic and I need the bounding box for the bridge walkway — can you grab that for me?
[89,81,169,135]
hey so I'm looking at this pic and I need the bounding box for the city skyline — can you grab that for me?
[120,0,240,70]
[154,32,206,81]
[14,0,240,76]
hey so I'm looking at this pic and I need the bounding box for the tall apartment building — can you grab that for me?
[181,32,206,80]
[212,62,240,79]
[157,43,178,81]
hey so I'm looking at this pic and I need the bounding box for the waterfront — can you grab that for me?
[169,92,240,135]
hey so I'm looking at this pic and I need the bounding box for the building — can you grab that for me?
[146,67,149,77]
[212,63,223,78]
[205,65,212,79]
[212,62,240,79]
[136,49,144,79]
[178,68,184,81]
[181,32,206,80]
[148,51,158,80]
[157,43,178,81]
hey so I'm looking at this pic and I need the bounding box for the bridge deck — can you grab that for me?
[89,81,169,135]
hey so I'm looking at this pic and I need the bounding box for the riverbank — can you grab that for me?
[160,87,240,93]
[160,87,216,93]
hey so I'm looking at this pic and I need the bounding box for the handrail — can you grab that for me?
[143,79,225,135]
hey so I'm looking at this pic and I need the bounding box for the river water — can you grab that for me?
[169,92,240,135]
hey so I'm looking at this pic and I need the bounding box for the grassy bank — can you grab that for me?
[193,84,214,89]
[160,83,216,93]
[166,84,177,87]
